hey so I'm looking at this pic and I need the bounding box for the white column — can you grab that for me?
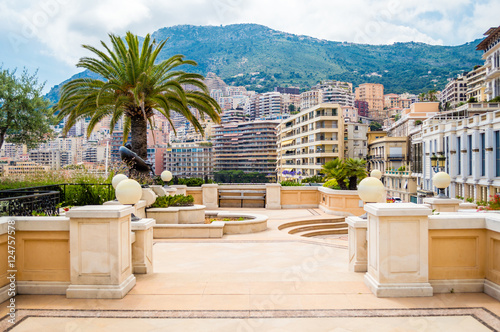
[66,205,136,299]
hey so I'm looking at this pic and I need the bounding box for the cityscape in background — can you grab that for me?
[1,25,500,203]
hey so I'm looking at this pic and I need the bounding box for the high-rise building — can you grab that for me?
[355,100,369,118]
[300,90,323,110]
[213,120,279,179]
[466,66,487,102]
[355,83,384,119]
[248,92,283,120]
[164,142,213,179]
[315,81,354,107]
[29,150,71,170]
[276,103,345,180]
[476,26,500,101]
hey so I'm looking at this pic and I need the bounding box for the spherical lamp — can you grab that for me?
[161,170,172,182]
[432,171,451,198]
[112,174,128,189]
[115,179,142,205]
[370,169,382,180]
[358,177,385,203]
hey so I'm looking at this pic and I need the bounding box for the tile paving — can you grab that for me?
[1,208,499,331]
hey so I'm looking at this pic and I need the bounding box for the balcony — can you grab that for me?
[486,67,500,80]
[387,154,405,161]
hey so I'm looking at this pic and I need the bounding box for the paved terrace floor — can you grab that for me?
[2,208,500,331]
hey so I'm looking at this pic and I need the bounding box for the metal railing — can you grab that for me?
[0,183,113,217]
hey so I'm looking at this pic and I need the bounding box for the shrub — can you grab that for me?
[301,175,325,183]
[150,194,194,208]
[323,179,340,190]
[279,181,303,186]
[478,194,500,211]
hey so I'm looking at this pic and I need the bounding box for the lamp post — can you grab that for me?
[430,153,450,199]
[161,170,173,188]
[370,169,382,180]
[358,176,385,219]
[115,179,143,221]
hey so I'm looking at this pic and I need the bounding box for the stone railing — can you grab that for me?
[347,203,500,301]
[185,184,363,216]
[0,205,155,302]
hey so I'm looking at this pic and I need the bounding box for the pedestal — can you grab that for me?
[171,185,187,196]
[266,184,281,209]
[364,203,433,297]
[346,216,367,272]
[66,205,136,299]
[202,184,219,209]
[131,218,155,274]
[423,198,462,213]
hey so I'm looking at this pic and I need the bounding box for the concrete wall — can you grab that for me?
[186,188,203,205]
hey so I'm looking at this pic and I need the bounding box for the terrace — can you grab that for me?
[0,184,499,331]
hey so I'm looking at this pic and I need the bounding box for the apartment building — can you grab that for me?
[466,66,487,102]
[315,81,354,107]
[164,142,213,179]
[212,120,279,180]
[355,100,369,118]
[342,106,359,123]
[300,90,323,110]
[477,26,500,101]
[344,123,368,159]
[355,83,384,119]
[248,92,283,120]
[276,103,345,181]
[1,161,49,176]
[439,75,468,108]
[384,94,412,109]
[386,102,439,137]
[29,150,71,170]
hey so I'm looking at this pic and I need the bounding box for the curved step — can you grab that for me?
[278,217,345,231]
[288,223,348,234]
[301,228,349,237]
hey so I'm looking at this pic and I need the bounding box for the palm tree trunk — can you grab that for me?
[130,115,148,160]
[348,176,357,190]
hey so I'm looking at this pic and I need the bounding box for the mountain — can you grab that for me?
[46,23,484,100]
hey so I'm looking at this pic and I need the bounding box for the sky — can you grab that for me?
[0,0,498,92]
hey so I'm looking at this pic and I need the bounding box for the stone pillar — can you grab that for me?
[346,216,367,272]
[171,185,187,196]
[423,197,462,213]
[202,184,219,209]
[66,205,136,299]
[131,218,155,274]
[266,184,281,209]
[364,203,433,298]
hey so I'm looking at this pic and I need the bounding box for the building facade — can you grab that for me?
[439,75,468,108]
[213,120,279,180]
[277,103,345,181]
[476,26,500,101]
[355,83,384,119]
[344,123,368,159]
[164,142,213,179]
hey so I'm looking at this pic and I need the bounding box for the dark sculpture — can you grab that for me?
[119,143,153,177]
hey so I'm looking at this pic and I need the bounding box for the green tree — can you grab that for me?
[344,158,367,190]
[322,159,348,190]
[369,121,382,131]
[0,68,53,150]
[56,32,221,159]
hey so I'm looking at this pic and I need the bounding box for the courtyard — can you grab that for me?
[1,208,499,331]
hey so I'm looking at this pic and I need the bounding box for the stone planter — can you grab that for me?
[146,205,206,224]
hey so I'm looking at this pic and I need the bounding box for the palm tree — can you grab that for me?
[344,158,367,190]
[322,159,348,190]
[56,32,221,159]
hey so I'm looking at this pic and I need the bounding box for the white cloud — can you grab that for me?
[0,0,497,89]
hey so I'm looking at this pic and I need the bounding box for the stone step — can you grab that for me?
[301,228,349,237]
[288,223,348,234]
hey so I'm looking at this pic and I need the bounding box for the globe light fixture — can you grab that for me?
[370,169,382,180]
[358,177,385,219]
[432,171,451,199]
[115,179,143,221]
[161,170,172,182]
[112,174,128,189]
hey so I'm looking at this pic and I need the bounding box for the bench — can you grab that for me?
[218,190,266,208]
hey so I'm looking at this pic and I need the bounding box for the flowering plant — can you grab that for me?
[478,194,500,211]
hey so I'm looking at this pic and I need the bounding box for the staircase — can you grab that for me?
[278,216,347,238]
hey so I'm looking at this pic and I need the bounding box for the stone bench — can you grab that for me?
[218,190,266,208]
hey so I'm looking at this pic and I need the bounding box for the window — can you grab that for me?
[496,131,500,177]
[468,135,473,176]
[457,137,461,175]
[481,133,485,176]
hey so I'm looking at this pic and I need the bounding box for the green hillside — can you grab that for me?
[46,23,484,99]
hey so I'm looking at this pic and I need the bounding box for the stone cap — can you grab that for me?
[66,205,135,219]
[423,198,462,205]
[346,216,367,227]
[201,184,218,188]
[131,218,156,230]
[364,203,431,217]
[103,200,147,209]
